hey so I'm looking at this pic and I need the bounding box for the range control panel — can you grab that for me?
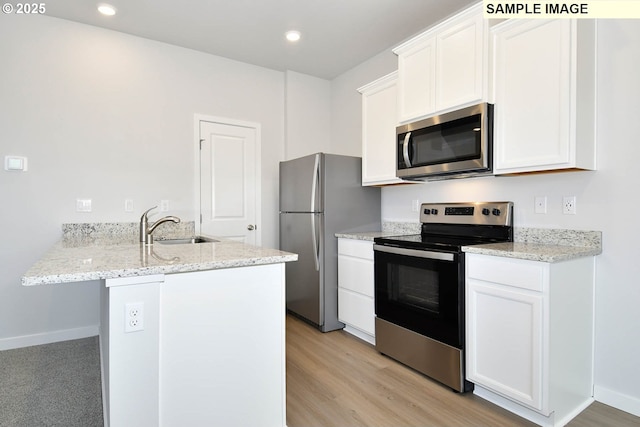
[420,202,513,226]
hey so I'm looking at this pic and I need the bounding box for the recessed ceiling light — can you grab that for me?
[98,4,117,16]
[285,31,301,42]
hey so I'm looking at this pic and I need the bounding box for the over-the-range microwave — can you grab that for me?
[396,103,493,181]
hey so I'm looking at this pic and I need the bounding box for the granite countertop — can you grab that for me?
[22,232,298,286]
[335,231,403,241]
[338,224,602,263]
[462,242,601,263]
[335,222,421,241]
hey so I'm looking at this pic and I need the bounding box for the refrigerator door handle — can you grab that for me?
[310,154,320,271]
[311,213,320,271]
[311,154,319,213]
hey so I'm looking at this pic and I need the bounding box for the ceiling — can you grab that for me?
[44,0,476,80]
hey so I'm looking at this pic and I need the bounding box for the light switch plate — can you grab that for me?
[76,199,92,212]
[534,196,547,214]
[4,156,28,171]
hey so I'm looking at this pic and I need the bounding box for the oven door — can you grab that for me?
[374,244,463,349]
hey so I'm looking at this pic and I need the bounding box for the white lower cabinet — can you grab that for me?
[466,253,594,427]
[102,264,287,427]
[337,238,375,344]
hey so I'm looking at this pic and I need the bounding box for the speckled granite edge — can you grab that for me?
[462,242,601,263]
[465,228,602,263]
[382,222,421,234]
[514,227,601,248]
[62,221,195,240]
[335,231,401,241]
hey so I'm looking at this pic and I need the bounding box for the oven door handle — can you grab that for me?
[373,244,455,261]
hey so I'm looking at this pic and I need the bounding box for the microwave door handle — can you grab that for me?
[402,132,412,167]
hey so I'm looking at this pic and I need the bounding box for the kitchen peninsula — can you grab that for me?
[22,223,297,427]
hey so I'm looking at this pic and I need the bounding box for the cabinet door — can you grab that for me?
[338,239,375,336]
[466,279,545,412]
[359,72,404,185]
[394,3,485,123]
[396,37,436,123]
[338,289,375,335]
[436,12,484,111]
[493,19,573,173]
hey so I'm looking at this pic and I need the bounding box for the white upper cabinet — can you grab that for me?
[394,3,486,123]
[492,19,596,174]
[358,72,406,186]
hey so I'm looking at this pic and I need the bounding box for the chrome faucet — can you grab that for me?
[140,206,181,245]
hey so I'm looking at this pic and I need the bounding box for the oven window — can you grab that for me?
[375,249,463,348]
[391,265,439,314]
[399,114,482,168]
[417,114,481,165]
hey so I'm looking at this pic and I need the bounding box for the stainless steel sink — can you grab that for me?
[155,236,219,245]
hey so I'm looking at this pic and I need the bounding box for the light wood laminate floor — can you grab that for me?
[286,315,640,427]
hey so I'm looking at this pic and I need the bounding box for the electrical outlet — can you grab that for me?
[160,200,169,212]
[125,302,144,333]
[534,196,547,214]
[562,196,577,215]
[411,199,420,212]
[124,199,134,212]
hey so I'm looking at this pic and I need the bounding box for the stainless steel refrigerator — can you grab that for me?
[279,153,381,332]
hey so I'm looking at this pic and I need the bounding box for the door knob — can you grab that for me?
[247,224,255,231]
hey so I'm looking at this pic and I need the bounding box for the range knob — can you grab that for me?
[482,208,490,216]
[423,208,430,215]
[492,208,501,216]
[431,208,438,215]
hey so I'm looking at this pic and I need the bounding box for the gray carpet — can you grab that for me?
[0,337,103,426]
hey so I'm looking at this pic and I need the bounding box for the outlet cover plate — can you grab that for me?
[563,196,577,215]
[125,302,144,333]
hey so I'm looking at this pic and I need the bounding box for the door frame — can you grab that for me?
[194,114,262,245]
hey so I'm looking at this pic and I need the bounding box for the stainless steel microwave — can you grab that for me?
[396,103,493,181]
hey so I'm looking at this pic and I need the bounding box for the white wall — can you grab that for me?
[0,15,285,346]
[330,19,640,417]
[284,70,331,159]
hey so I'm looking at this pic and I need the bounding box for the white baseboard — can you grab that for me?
[594,384,640,418]
[474,385,594,427]
[0,325,99,351]
[342,325,375,346]
[474,385,554,427]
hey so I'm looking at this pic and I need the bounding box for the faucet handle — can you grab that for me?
[141,206,158,221]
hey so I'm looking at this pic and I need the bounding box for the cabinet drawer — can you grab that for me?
[338,239,374,260]
[467,254,545,292]
[338,256,374,297]
[338,288,375,336]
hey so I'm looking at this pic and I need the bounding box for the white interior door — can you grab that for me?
[199,120,259,245]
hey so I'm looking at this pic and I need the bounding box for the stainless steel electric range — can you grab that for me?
[373,201,513,392]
